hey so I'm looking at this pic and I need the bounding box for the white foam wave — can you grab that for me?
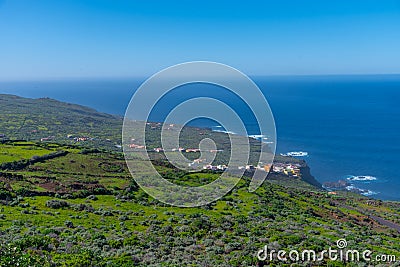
[345,185,379,196]
[347,175,377,182]
[280,151,308,157]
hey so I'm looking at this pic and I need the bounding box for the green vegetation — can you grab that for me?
[0,142,399,266]
[0,94,399,266]
[0,142,53,163]
[0,94,122,150]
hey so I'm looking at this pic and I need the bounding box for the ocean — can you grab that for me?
[1,75,399,200]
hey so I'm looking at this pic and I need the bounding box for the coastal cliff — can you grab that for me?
[300,163,322,189]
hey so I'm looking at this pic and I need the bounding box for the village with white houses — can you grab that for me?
[32,119,304,179]
[200,161,302,178]
[238,162,302,178]
[38,135,94,143]
[125,137,303,178]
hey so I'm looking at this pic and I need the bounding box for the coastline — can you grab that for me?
[1,91,398,201]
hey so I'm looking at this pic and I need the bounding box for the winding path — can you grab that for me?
[368,214,400,232]
[335,202,400,233]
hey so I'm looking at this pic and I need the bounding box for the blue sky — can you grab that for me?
[0,0,399,80]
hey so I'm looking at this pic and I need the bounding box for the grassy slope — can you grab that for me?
[1,171,399,266]
[0,94,399,266]
[0,94,122,149]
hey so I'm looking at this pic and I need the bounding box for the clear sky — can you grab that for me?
[0,0,399,80]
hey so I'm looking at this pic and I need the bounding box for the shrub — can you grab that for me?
[64,220,74,228]
[87,195,98,201]
[46,199,70,209]
[0,244,48,266]
[0,189,13,200]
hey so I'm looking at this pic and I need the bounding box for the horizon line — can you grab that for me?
[0,73,400,82]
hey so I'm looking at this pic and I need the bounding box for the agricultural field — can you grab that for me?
[0,142,54,163]
[0,141,131,197]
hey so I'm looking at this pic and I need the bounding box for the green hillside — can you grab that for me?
[0,94,399,266]
[0,94,122,149]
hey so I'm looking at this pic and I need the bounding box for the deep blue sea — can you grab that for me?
[1,75,399,200]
